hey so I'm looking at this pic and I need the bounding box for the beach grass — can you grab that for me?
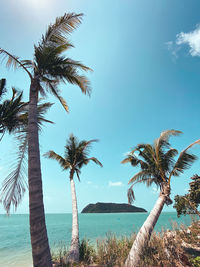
[52,220,200,267]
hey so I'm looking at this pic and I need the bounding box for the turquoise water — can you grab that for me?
[0,212,193,267]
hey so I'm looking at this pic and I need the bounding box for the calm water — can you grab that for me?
[0,212,193,267]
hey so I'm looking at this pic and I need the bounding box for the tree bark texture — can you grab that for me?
[67,170,80,263]
[124,185,170,267]
[28,79,52,267]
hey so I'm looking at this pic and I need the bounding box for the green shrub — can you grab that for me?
[79,238,96,264]
[191,256,200,267]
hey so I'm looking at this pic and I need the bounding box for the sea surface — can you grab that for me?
[0,212,194,267]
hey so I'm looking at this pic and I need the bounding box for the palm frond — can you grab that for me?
[0,48,32,78]
[121,155,141,167]
[43,79,69,112]
[75,169,81,182]
[155,130,182,156]
[0,90,27,134]
[65,59,92,72]
[84,157,103,167]
[41,13,83,46]
[128,170,151,185]
[0,78,6,98]
[162,148,178,172]
[169,139,200,180]
[127,184,135,204]
[0,132,28,214]
[63,72,91,96]
[36,101,54,128]
[21,60,34,69]
[44,150,69,169]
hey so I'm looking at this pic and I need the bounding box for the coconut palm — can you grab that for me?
[121,130,200,267]
[0,79,27,140]
[45,134,103,263]
[0,101,53,214]
[0,13,91,266]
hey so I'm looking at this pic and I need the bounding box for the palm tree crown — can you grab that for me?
[45,134,102,178]
[0,13,91,111]
[121,130,200,203]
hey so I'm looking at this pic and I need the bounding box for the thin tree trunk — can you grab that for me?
[124,187,170,267]
[28,78,52,267]
[67,169,80,263]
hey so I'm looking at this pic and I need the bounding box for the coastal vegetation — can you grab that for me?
[121,130,200,267]
[51,220,200,267]
[45,134,102,263]
[0,13,91,266]
[174,174,200,218]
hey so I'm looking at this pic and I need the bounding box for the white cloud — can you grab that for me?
[165,41,180,59]
[176,25,200,56]
[109,181,124,187]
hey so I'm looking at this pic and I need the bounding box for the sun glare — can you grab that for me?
[20,0,51,10]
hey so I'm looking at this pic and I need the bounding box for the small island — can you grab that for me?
[81,202,147,213]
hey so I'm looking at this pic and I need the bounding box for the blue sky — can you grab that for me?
[1,0,200,214]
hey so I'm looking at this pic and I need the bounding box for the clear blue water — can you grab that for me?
[0,212,193,266]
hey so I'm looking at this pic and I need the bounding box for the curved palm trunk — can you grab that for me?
[124,185,170,267]
[28,78,52,267]
[67,169,79,263]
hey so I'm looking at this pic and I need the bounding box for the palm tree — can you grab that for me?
[0,13,91,266]
[0,101,53,214]
[0,78,27,141]
[121,130,200,267]
[45,134,103,263]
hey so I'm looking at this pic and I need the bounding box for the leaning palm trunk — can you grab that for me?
[124,184,170,267]
[67,170,80,262]
[28,78,52,267]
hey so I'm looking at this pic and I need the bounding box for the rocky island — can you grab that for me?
[81,202,147,213]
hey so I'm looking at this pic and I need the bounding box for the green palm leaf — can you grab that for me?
[42,13,83,46]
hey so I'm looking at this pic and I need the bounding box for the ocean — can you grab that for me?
[0,212,193,267]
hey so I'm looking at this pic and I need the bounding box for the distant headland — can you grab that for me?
[81,202,147,213]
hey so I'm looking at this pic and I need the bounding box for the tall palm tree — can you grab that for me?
[45,134,103,263]
[0,13,91,266]
[121,130,200,267]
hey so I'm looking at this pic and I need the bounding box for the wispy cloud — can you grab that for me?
[176,25,200,57]
[165,41,180,59]
[109,181,124,187]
